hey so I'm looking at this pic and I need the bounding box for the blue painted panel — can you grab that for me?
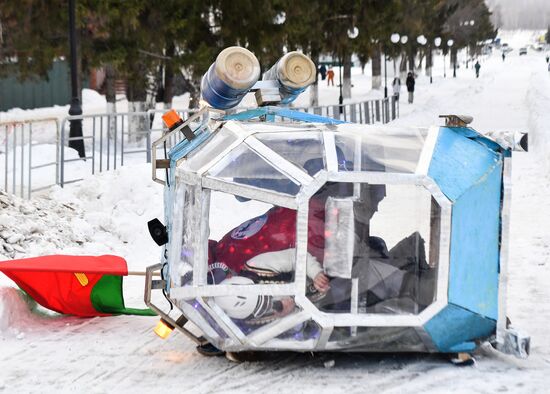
[424,304,496,352]
[223,106,345,125]
[447,126,504,153]
[449,160,502,319]
[168,126,211,163]
[428,127,500,201]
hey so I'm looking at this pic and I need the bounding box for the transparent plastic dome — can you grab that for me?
[160,117,505,354]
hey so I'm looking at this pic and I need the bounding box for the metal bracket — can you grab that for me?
[151,107,209,186]
[144,263,207,345]
[439,114,473,127]
[494,328,530,359]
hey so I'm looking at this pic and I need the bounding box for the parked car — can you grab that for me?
[519,47,528,56]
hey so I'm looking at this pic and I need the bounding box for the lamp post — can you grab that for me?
[336,25,359,112]
[389,33,401,97]
[383,43,388,98]
[68,0,85,158]
[448,39,455,78]
[416,35,427,81]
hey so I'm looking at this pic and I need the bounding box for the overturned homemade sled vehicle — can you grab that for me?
[145,47,529,360]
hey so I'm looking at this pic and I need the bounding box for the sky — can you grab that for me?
[486,0,550,29]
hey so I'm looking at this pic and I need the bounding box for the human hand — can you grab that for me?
[313,272,330,293]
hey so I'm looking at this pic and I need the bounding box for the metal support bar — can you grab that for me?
[144,263,207,345]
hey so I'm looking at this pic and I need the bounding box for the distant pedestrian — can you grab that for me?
[548,62,550,73]
[502,52,506,62]
[326,67,335,86]
[546,55,549,64]
[392,77,401,101]
[406,72,415,104]
[475,61,481,78]
[319,64,327,81]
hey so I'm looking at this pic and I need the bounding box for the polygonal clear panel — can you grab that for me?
[169,182,210,288]
[238,122,321,134]
[207,295,300,337]
[327,327,427,352]
[255,132,325,176]
[274,319,321,343]
[207,143,300,195]
[334,129,426,173]
[304,182,439,316]
[258,319,321,349]
[207,190,297,286]
[181,125,239,172]
[182,299,230,340]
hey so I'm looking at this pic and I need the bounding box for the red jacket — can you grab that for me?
[211,199,326,273]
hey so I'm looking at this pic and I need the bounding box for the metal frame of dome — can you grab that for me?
[147,105,529,358]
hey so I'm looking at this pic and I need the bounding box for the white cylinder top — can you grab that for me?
[214,46,261,90]
[276,51,316,89]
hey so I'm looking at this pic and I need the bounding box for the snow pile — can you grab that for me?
[46,163,164,268]
[0,191,91,260]
[0,163,163,266]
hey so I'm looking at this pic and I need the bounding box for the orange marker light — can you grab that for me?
[162,110,183,131]
[154,319,175,339]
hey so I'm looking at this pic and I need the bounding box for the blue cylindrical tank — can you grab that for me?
[201,46,261,110]
[263,52,316,104]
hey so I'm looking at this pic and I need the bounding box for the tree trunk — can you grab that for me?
[451,48,458,77]
[371,48,382,90]
[309,51,319,107]
[163,43,175,109]
[399,55,407,81]
[187,79,200,109]
[309,79,319,107]
[426,49,433,78]
[343,53,352,99]
[417,53,425,71]
[408,47,416,72]
[104,64,117,139]
[126,67,149,144]
[177,67,200,109]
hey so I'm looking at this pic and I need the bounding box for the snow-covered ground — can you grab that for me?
[1,33,550,392]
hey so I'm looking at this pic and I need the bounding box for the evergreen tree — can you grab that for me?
[0,0,66,79]
[283,0,331,105]
[1,0,497,110]
[209,0,286,69]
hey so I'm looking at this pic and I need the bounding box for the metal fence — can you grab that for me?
[57,109,197,186]
[1,118,59,199]
[295,96,399,124]
[1,96,399,198]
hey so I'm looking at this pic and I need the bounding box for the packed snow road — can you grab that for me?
[1,50,550,393]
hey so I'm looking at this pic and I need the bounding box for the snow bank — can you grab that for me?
[0,190,90,260]
[1,163,162,266]
[46,163,164,268]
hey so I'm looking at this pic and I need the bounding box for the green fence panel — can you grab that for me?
[0,61,71,111]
